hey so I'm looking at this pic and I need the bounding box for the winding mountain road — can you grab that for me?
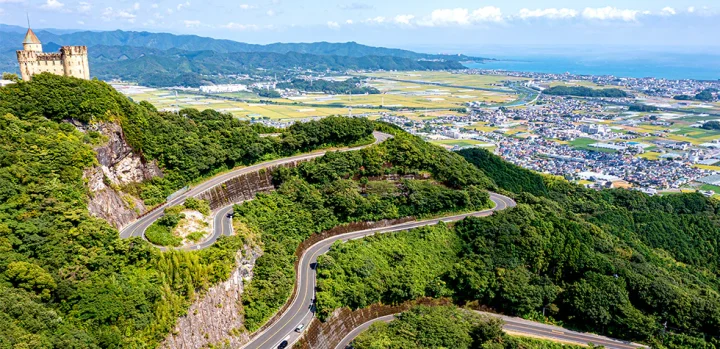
[118,131,393,246]
[335,312,649,349]
[241,193,517,349]
[117,131,644,349]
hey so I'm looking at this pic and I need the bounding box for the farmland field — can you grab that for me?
[362,71,528,89]
[113,83,379,120]
[430,139,495,148]
[112,72,523,120]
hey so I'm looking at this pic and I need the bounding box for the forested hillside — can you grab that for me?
[3,73,720,349]
[542,86,631,98]
[0,28,482,86]
[353,305,585,349]
[88,48,465,87]
[0,74,375,205]
[316,147,720,349]
[0,74,375,347]
[0,26,483,60]
[235,131,494,330]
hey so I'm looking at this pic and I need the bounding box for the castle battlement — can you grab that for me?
[16,28,90,81]
[36,53,64,61]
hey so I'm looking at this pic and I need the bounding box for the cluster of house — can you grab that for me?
[466,69,720,98]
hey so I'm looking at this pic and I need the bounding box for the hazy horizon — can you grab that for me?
[1,0,718,51]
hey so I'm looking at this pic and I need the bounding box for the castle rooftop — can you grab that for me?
[23,28,41,45]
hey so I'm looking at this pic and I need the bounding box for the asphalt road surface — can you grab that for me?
[118,131,392,247]
[241,193,518,349]
[335,312,649,349]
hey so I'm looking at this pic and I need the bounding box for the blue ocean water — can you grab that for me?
[463,52,720,81]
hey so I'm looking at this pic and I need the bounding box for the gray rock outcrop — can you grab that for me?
[79,121,163,229]
[161,244,263,349]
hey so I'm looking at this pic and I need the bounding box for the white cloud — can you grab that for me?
[363,16,386,24]
[582,7,640,21]
[239,4,256,10]
[221,22,261,30]
[469,6,504,22]
[345,19,353,24]
[266,9,276,16]
[660,7,676,16]
[688,6,695,13]
[418,7,503,27]
[151,3,158,8]
[518,8,577,20]
[77,1,91,13]
[76,20,84,25]
[166,8,173,14]
[154,12,164,19]
[183,19,201,27]
[393,14,415,25]
[0,0,25,3]
[102,7,137,22]
[0,8,4,15]
[177,1,190,10]
[40,0,64,11]
[327,21,340,29]
[133,2,140,10]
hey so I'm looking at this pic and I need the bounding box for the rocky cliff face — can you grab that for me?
[161,244,263,349]
[79,121,162,229]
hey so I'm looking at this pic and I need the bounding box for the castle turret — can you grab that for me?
[16,26,90,81]
[22,28,42,52]
[61,46,90,80]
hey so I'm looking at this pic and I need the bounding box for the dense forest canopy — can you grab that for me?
[316,147,720,349]
[276,77,380,95]
[0,28,488,83]
[236,131,494,330]
[0,74,375,205]
[543,86,631,98]
[0,74,375,347]
[674,89,717,102]
[703,121,720,131]
[0,27,485,60]
[0,101,247,348]
[3,73,720,349]
[88,48,466,87]
[352,305,585,349]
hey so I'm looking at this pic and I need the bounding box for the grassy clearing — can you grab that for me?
[430,139,493,148]
[568,138,617,153]
[464,122,499,132]
[701,184,720,193]
[639,152,661,160]
[694,164,720,171]
[548,80,611,89]
[363,71,528,88]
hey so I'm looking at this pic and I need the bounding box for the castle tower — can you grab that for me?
[61,46,90,80]
[16,26,90,81]
[22,28,42,52]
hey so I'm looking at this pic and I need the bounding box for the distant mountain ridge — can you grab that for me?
[0,26,484,61]
[0,26,486,86]
[87,45,467,86]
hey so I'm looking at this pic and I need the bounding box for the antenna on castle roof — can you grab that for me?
[26,13,30,28]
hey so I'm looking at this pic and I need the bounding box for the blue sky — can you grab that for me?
[1,0,719,52]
